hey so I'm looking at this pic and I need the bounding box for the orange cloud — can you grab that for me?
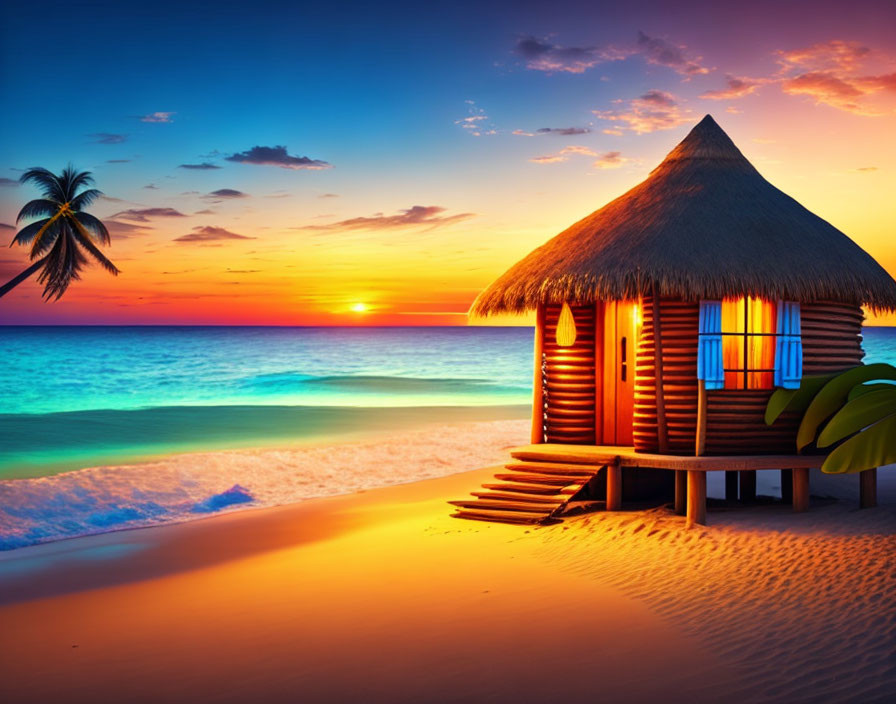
[594,90,692,134]
[700,76,766,100]
[302,206,474,231]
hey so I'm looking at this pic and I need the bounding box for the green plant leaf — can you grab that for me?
[821,413,896,474]
[817,388,896,447]
[848,382,896,401]
[797,364,896,451]
[764,373,836,426]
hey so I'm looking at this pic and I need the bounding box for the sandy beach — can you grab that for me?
[1,421,894,704]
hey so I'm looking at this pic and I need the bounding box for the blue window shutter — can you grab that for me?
[774,301,803,389]
[698,300,724,390]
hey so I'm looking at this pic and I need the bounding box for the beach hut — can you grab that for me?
[452,115,896,526]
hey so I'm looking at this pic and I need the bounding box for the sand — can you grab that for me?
[1,424,894,704]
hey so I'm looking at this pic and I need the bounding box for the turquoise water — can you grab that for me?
[1,325,895,480]
[0,326,533,478]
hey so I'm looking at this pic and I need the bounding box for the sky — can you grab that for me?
[1,0,895,325]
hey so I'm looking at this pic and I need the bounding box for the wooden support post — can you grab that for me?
[695,379,707,456]
[606,459,622,511]
[725,471,738,502]
[780,469,793,504]
[674,470,687,515]
[686,470,707,527]
[792,467,809,512]
[739,470,757,503]
[860,468,877,509]
[530,304,545,444]
[593,301,605,445]
[651,287,669,454]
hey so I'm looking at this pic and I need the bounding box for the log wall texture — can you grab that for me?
[633,299,865,455]
[542,303,597,444]
[633,297,699,454]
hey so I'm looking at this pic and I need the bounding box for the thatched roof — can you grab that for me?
[471,115,896,316]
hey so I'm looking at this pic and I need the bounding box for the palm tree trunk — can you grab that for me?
[0,257,47,298]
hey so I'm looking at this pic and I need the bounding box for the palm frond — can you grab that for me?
[16,198,60,223]
[69,188,103,211]
[11,218,51,247]
[36,230,86,300]
[71,211,111,245]
[29,211,65,257]
[70,217,120,274]
[60,166,94,199]
[20,168,64,200]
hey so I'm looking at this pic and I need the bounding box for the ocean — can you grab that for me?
[0,326,533,479]
[1,325,894,550]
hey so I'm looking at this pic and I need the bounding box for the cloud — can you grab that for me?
[856,166,878,172]
[636,31,709,76]
[515,127,592,136]
[530,145,628,168]
[140,112,175,123]
[529,154,568,164]
[318,193,339,199]
[112,207,187,222]
[304,205,474,231]
[700,76,765,100]
[514,35,627,74]
[174,226,255,243]
[225,145,331,170]
[106,159,130,164]
[638,89,678,107]
[593,151,627,169]
[0,222,15,230]
[529,146,598,164]
[593,90,692,134]
[194,209,216,215]
[0,177,19,187]
[455,100,497,137]
[204,188,248,199]
[781,72,866,111]
[777,40,872,74]
[178,162,221,170]
[105,220,153,238]
[773,40,896,114]
[89,133,127,144]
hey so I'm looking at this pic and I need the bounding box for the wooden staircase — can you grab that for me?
[450,454,608,525]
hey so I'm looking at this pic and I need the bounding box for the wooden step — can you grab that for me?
[449,499,556,514]
[481,482,577,495]
[494,473,583,486]
[471,491,564,504]
[450,510,546,524]
[505,461,602,477]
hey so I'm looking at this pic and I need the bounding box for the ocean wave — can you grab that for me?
[0,419,528,550]
[243,372,526,395]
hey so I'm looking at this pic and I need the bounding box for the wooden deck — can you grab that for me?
[452,444,878,528]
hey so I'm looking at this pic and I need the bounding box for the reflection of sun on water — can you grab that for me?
[351,303,368,313]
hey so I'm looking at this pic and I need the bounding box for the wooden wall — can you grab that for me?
[542,303,597,444]
[633,299,865,455]
[633,297,699,453]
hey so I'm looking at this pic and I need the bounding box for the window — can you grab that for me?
[721,297,777,389]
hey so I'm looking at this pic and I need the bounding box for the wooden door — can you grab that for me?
[601,301,637,446]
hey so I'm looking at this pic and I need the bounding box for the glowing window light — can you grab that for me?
[556,302,577,347]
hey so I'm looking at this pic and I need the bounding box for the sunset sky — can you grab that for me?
[1,0,895,325]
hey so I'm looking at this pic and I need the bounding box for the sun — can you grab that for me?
[351,303,368,313]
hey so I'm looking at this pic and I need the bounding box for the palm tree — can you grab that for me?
[0,166,119,300]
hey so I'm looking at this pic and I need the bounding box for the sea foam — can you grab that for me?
[0,419,527,550]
